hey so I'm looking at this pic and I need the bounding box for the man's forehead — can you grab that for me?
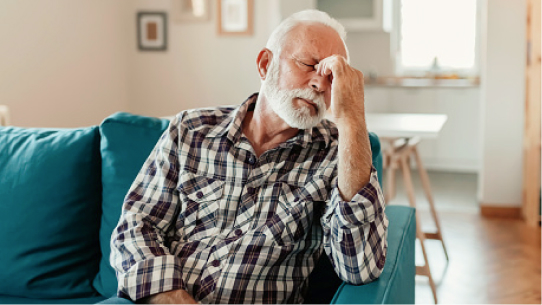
[282,23,347,59]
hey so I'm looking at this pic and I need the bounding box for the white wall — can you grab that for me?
[479,0,526,206]
[127,0,281,117]
[348,32,395,76]
[365,86,481,173]
[0,0,130,128]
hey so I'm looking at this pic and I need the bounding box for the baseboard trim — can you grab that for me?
[480,204,522,219]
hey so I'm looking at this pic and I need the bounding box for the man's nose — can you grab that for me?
[309,73,329,92]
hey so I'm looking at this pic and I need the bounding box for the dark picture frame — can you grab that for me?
[137,12,168,51]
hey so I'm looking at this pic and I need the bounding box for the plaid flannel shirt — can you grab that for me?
[110,94,388,304]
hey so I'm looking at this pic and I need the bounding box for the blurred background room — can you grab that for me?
[0,0,540,303]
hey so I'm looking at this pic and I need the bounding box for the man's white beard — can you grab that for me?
[262,59,326,130]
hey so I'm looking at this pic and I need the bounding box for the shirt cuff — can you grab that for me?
[118,255,187,302]
[326,166,385,228]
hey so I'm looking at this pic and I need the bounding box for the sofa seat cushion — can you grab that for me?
[0,126,102,299]
[93,112,170,297]
[0,295,106,304]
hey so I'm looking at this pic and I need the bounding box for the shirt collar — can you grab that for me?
[204,93,257,143]
[205,93,334,148]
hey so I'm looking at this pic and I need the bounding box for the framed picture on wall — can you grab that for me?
[137,12,167,51]
[172,0,209,22]
[217,0,253,36]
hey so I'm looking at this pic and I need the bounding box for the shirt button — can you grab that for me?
[211,246,216,252]
[294,197,300,202]
[247,187,255,195]
[196,191,204,199]
[248,156,256,165]
[211,260,220,267]
[234,229,243,236]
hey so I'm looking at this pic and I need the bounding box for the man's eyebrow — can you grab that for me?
[293,54,320,63]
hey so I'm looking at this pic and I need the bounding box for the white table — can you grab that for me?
[366,113,448,304]
[366,113,448,139]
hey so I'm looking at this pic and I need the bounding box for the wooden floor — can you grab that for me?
[384,171,542,304]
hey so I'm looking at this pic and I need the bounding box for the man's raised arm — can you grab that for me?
[317,55,389,284]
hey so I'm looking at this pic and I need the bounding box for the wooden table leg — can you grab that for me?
[412,145,450,261]
[385,157,396,202]
[383,138,402,202]
[400,152,439,304]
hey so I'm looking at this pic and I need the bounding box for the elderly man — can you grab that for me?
[111,9,388,304]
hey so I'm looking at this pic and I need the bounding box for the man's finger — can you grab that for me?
[320,56,346,78]
[318,60,333,77]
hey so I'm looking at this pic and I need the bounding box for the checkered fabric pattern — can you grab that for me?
[110,94,388,304]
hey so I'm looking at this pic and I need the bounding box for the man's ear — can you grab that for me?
[256,48,273,80]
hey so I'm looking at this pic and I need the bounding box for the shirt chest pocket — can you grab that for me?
[263,183,314,247]
[177,172,225,240]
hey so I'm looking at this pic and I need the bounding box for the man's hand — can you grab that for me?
[315,55,372,200]
[315,55,365,123]
[139,289,198,304]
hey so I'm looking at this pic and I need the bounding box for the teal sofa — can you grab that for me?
[0,112,415,304]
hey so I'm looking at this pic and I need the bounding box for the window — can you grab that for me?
[392,0,479,76]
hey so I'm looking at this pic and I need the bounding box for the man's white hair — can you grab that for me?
[265,9,350,62]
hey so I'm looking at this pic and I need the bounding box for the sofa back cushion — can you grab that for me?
[0,126,102,299]
[93,112,169,297]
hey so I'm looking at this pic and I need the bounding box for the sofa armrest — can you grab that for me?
[331,205,416,304]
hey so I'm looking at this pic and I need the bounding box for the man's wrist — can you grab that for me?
[333,104,365,127]
[335,114,368,136]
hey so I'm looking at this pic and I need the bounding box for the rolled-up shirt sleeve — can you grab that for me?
[110,115,186,301]
[321,166,389,285]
